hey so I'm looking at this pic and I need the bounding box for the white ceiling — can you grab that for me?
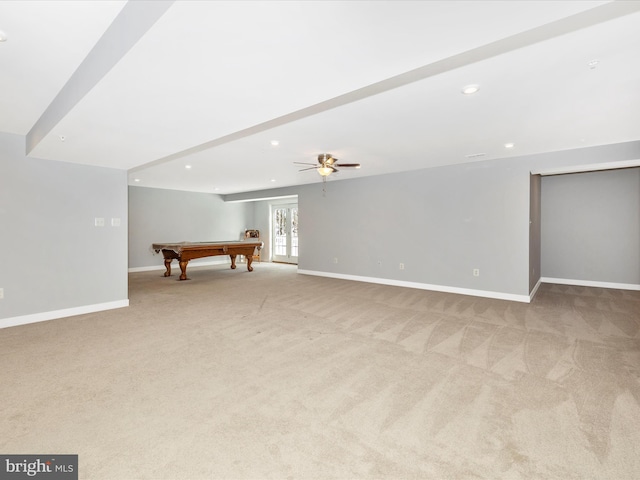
[1,1,639,194]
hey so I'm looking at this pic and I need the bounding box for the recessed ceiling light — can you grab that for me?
[504,143,515,149]
[462,84,480,95]
[59,135,66,142]
[465,152,486,158]
[270,140,279,146]
[0,30,7,42]
[270,179,276,182]
[134,178,141,182]
[185,165,192,169]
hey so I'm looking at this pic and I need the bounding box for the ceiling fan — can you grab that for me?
[295,153,361,178]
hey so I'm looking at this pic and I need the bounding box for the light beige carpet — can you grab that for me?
[1,263,639,479]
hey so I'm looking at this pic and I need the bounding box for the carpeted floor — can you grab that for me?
[1,263,640,479]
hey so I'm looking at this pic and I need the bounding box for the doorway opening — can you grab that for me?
[271,203,298,264]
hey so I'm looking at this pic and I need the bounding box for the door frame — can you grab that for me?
[271,203,298,264]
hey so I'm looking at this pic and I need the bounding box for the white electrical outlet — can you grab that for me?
[399,263,405,270]
[111,218,121,227]
[94,217,105,227]
[473,268,480,277]
[0,288,4,299]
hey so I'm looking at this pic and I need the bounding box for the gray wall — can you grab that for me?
[297,161,531,296]
[227,141,640,299]
[128,186,253,269]
[232,162,532,296]
[541,167,640,285]
[529,174,542,293]
[0,132,128,320]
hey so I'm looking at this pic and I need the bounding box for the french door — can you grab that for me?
[272,204,298,264]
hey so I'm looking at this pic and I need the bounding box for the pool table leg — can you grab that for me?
[163,258,172,277]
[179,260,189,280]
[230,254,237,269]
[246,255,254,272]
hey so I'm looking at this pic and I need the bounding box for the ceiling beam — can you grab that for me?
[130,0,640,174]
[26,0,175,155]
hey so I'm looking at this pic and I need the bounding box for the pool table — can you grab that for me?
[152,241,263,280]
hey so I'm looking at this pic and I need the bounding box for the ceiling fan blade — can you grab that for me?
[334,163,361,168]
[298,166,318,172]
[294,162,316,166]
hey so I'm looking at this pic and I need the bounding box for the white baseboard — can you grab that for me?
[0,300,129,329]
[541,277,640,291]
[529,278,543,300]
[297,269,531,303]
[129,258,229,273]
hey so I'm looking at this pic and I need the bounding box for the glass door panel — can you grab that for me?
[272,204,298,264]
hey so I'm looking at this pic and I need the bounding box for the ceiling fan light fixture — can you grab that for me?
[317,166,333,176]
